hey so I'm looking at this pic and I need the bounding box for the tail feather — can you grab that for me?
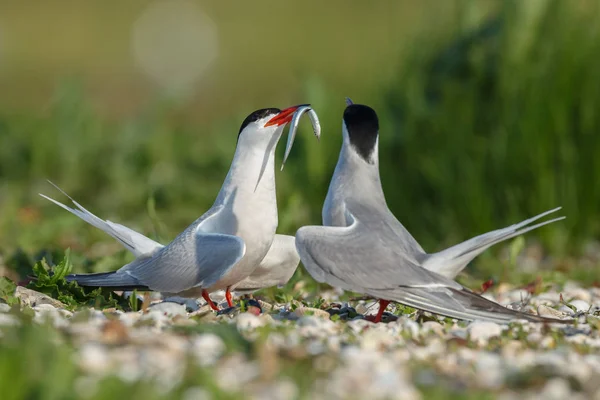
[370,286,572,324]
[40,180,162,257]
[422,207,564,279]
[66,271,150,291]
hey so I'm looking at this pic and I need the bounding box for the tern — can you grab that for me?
[296,102,568,324]
[234,234,299,293]
[41,105,319,311]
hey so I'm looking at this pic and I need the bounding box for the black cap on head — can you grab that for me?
[343,104,379,163]
[238,108,281,136]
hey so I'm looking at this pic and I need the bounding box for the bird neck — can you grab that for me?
[323,142,387,226]
[216,142,277,207]
[342,142,385,198]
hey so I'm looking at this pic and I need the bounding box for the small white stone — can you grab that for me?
[327,335,341,352]
[162,297,201,311]
[361,329,397,351]
[566,334,590,345]
[296,316,337,336]
[537,305,570,319]
[215,355,260,392]
[57,309,73,318]
[306,340,326,355]
[421,321,445,336]
[468,321,503,345]
[346,319,372,333]
[355,302,368,315]
[538,378,572,400]
[150,302,188,318]
[449,326,468,340]
[559,305,576,315]
[33,304,68,328]
[236,312,265,330]
[475,352,504,388]
[119,312,142,327]
[569,300,590,312]
[0,303,11,313]
[527,332,543,343]
[564,288,592,303]
[140,310,171,328]
[400,318,420,339]
[501,340,523,358]
[540,336,555,349]
[33,303,57,311]
[78,343,110,374]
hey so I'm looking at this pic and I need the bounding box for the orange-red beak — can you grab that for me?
[264,105,306,127]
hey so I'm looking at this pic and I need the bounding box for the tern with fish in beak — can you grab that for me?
[40,105,320,310]
[296,101,570,324]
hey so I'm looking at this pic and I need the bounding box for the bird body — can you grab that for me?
[234,234,300,293]
[297,103,567,324]
[42,106,318,308]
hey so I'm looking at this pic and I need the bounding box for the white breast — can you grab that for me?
[206,146,279,290]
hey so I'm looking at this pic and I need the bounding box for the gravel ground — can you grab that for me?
[2,282,600,399]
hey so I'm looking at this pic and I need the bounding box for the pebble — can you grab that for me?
[236,312,266,330]
[33,304,69,328]
[475,352,504,388]
[14,286,67,308]
[150,301,189,317]
[293,307,330,319]
[0,303,11,313]
[361,329,398,351]
[569,300,591,312]
[119,312,141,327]
[468,321,503,344]
[421,321,445,336]
[538,378,573,400]
[139,309,171,328]
[191,334,226,367]
[537,305,570,319]
[564,288,593,303]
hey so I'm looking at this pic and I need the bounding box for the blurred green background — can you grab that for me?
[0,0,599,282]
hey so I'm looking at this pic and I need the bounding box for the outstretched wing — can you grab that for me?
[40,181,163,257]
[296,203,567,324]
[423,207,565,279]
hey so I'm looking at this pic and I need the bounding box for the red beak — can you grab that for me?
[264,105,305,127]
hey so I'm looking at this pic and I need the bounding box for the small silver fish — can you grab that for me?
[281,105,321,171]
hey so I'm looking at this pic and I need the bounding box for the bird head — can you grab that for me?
[342,103,380,165]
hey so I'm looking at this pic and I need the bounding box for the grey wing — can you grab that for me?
[235,234,299,292]
[296,207,566,324]
[40,181,163,257]
[296,213,462,292]
[123,227,245,293]
[422,207,564,279]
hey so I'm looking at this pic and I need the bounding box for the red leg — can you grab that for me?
[202,290,219,311]
[366,299,391,323]
[374,300,391,323]
[225,286,234,308]
[480,279,494,294]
